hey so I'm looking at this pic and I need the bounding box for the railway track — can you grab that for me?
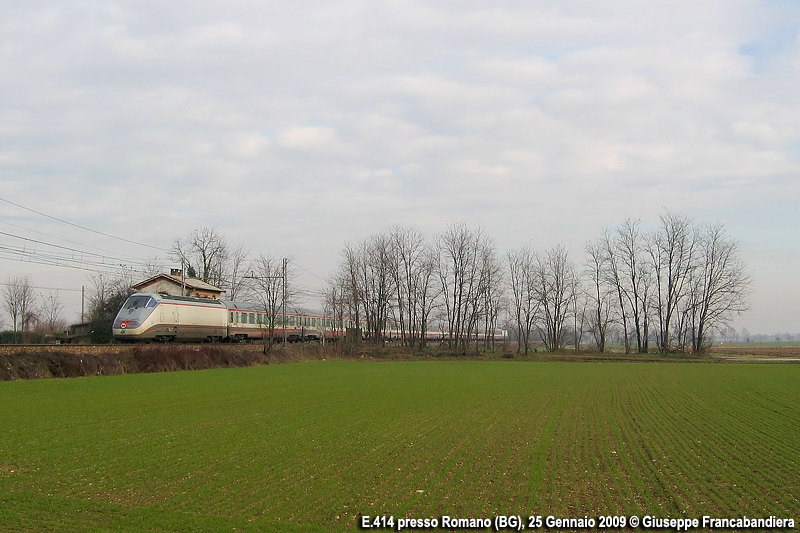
[0,342,285,357]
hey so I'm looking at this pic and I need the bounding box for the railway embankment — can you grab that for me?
[0,344,275,380]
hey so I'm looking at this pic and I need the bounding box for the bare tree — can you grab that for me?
[646,211,698,352]
[531,245,575,353]
[323,275,349,348]
[480,245,504,352]
[39,290,66,335]
[359,234,395,344]
[615,219,653,353]
[598,230,631,353]
[142,257,165,278]
[686,223,751,352]
[339,243,363,336]
[3,275,37,343]
[507,246,538,354]
[436,223,496,353]
[415,247,440,349]
[584,240,615,353]
[389,225,426,347]
[335,234,396,345]
[335,227,442,350]
[226,244,250,301]
[387,225,445,349]
[247,255,295,353]
[171,227,230,287]
[568,267,586,350]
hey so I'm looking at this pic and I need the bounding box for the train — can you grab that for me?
[112,292,342,343]
[113,292,507,344]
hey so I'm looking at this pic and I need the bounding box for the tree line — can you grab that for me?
[1,211,751,353]
[326,211,751,354]
[1,276,67,343]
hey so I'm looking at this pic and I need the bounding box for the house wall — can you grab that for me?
[136,279,220,299]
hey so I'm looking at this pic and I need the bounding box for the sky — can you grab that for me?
[1,1,799,335]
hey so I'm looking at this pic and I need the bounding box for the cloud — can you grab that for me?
[277,126,337,149]
[0,1,799,332]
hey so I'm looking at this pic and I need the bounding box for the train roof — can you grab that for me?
[223,300,325,316]
[132,292,326,316]
[132,292,226,306]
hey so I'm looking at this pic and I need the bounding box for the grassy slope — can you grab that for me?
[0,361,798,531]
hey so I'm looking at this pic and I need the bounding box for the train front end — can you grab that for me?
[113,293,159,341]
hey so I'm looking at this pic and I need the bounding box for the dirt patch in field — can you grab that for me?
[710,344,800,362]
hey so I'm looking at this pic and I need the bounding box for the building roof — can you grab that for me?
[132,273,225,294]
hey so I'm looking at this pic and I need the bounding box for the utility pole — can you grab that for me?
[282,258,287,345]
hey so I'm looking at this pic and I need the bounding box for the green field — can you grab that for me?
[1,361,798,531]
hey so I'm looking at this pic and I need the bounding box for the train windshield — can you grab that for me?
[124,295,156,310]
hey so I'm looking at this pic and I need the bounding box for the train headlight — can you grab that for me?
[120,321,131,329]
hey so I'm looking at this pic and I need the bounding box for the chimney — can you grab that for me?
[170,268,183,277]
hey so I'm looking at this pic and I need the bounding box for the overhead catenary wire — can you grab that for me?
[0,198,332,308]
[0,219,155,261]
[0,232,160,275]
[289,259,329,283]
[0,280,84,292]
[0,249,148,276]
[0,195,170,253]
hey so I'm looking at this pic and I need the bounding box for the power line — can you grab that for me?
[0,281,83,293]
[0,232,160,278]
[289,259,328,283]
[0,230,154,266]
[0,219,154,261]
[0,195,169,252]
[0,245,150,276]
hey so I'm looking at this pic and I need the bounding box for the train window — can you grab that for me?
[124,296,150,310]
[230,312,234,322]
[249,313,255,324]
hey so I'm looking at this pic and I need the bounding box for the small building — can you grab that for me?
[132,270,225,299]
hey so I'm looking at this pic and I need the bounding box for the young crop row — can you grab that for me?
[0,361,798,531]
